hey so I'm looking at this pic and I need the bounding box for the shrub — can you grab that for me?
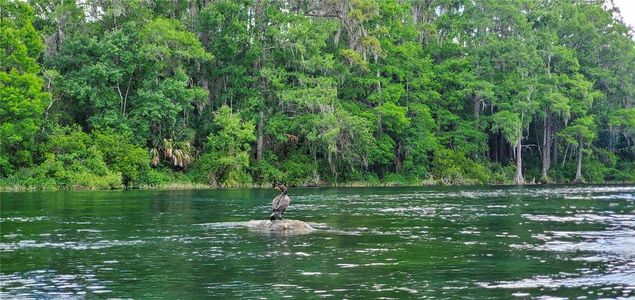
[188,105,255,188]
[141,167,179,186]
[250,156,283,185]
[92,130,150,187]
[607,160,635,182]
[281,152,318,186]
[2,126,153,190]
[583,157,610,183]
[431,148,490,184]
[489,163,515,184]
[382,173,409,186]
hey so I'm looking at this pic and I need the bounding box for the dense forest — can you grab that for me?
[1,0,634,190]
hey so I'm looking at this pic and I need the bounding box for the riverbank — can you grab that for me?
[2,178,633,192]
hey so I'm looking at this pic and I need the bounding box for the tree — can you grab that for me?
[609,108,635,154]
[560,116,597,183]
[92,131,149,188]
[191,105,255,187]
[491,111,523,184]
[0,0,50,176]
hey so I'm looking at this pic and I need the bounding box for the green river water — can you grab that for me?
[1,185,634,299]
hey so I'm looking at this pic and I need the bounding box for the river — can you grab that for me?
[1,185,634,298]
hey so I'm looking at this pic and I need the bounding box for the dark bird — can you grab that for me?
[270,183,291,221]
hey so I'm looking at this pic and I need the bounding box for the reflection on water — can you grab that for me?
[1,185,634,298]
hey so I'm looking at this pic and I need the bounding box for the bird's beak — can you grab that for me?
[275,186,281,191]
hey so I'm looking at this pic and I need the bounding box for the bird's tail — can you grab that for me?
[270,211,281,221]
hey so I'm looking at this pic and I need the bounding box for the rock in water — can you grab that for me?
[246,219,314,234]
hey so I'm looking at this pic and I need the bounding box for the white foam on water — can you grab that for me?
[0,216,49,223]
[272,284,298,287]
[77,229,102,233]
[337,263,359,268]
[354,248,391,253]
[0,239,144,252]
[480,272,635,289]
[565,194,635,201]
[300,272,322,276]
[0,269,110,298]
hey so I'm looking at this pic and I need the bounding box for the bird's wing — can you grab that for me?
[275,195,290,211]
[272,195,281,210]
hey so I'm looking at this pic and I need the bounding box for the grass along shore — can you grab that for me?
[2,177,633,192]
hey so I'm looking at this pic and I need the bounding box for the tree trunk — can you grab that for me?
[609,126,616,153]
[491,134,498,162]
[256,111,264,161]
[541,114,551,181]
[513,137,524,185]
[562,144,569,169]
[473,95,481,120]
[552,129,558,166]
[394,141,403,173]
[573,139,585,183]
[55,22,64,52]
[509,139,514,164]
[202,77,212,108]
[499,133,506,164]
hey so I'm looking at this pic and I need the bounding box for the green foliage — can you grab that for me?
[189,106,255,187]
[280,152,318,186]
[382,173,411,186]
[0,0,50,176]
[610,108,635,131]
[582,157,609,183]
[251,156,283,185]
[140,18,211,64]
[0,1,43,72]
[560,116,597,148]
[2,126,153,189]
[489,163,517,184]
[140,167,181,187]
[92,131,149,187]
[491,111,522,145]
[2,0,635,189]
[609,160,635,182]
[28,126,124,189]
[431,148,490,185]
